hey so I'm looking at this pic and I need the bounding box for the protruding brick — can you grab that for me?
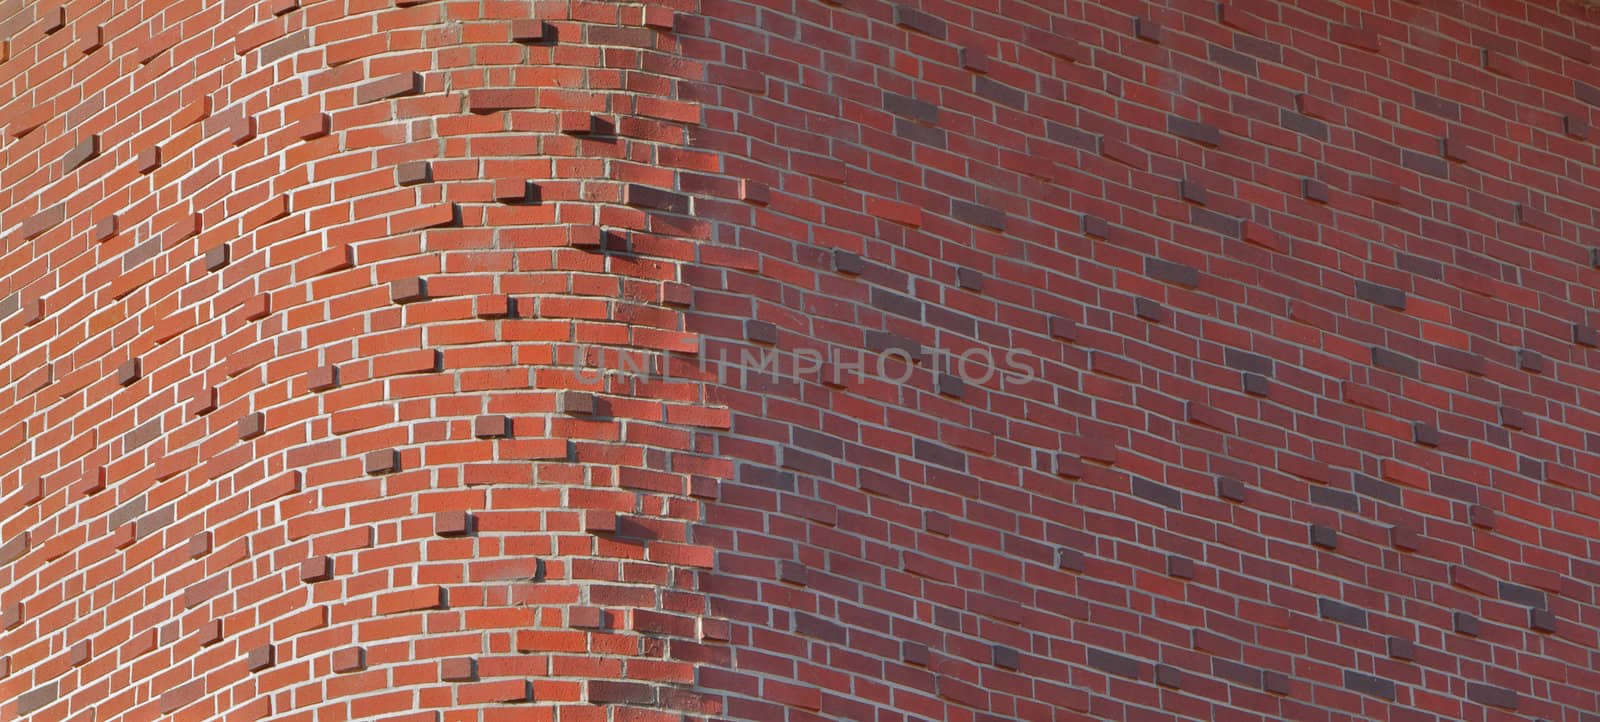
[1453,611,1479,636]
[558,391,596,415]
[1242,372,1269,396]
[568,225,603,248]
[739,179,770,205]
[356,72,423,104]
[64,134,100,171]
[1155,664,1183,688]
[569,606,604,629]
[643,6,675,29]
[1309,524,1339,549]
[396,161,431,186]
[92,215,119,242]
[204,244,230,271]
[299,556,333,583]
[390,277,428,303]
[495,179,539,203]
[332,647,366,673]
[188,390,217,419]
[1,603,21,629]
[441,657,477,682]
[238,412,265,439]
[1387,636,1414,660]
[307,365,339,391]
[1530,608,1558,632]
[364,449,400,475]
[583,509,617,533]
[70,641,91,666]
[294,112,332,139]
[117,359,142,386]
[1167,555,1195,579]
[1469,504,1496,528]
[137,146,161,173]
[435,511,473,536]
[246,645,275,672]
[893,4,946,38]
[0,533,29,565]
[1216,476,1248,502]
[560,111,594,134]
[473,414,510,438]
[746,319,779,344]
[511,19,546,41]
[188,532,212,558]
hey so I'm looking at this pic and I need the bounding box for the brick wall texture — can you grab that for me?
[5,0,1600,719]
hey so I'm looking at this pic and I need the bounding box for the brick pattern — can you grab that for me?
[1,0,710,720]
[6,1,1600,722]
[673,1,1600,721]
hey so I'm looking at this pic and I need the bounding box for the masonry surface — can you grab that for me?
[4,0,1600,719]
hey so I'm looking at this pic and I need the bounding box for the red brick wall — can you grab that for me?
[6,0,1600,719]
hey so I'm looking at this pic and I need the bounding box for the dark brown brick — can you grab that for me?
[1086,648,1143,679]
[356,72,423,104]
[204,244,230,271]
[745,319,778,344]
[1318,597,1367,627]
[1371,347,1420,377]
[1387,636,1414,660]
[1466,682,1519,709]
[299,556,333,583]
[20,203,66,240]
[364,449,400,474]
[246,645,275,672]
[1146,258,1199,287]
[893,4,945,38]
[435,511,473,536]
[558,391,596,415]
[238,412,265,440]
[18,682,57,715]
[473,415,510,438]
[1343,670,1395,700]
[624,184,690,213]
[64,134,100,171]
[1354,280,1407,310]
[1168,115,1222,146]
[396,161,432,185]
[307,365,339,391]
[1309,524,1339,549]
[390,277,428,303]
[1453,611,1479,636]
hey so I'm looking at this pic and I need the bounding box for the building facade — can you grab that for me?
[5,0,1600,719]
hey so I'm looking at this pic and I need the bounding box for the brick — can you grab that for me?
[332,647,365,673]
[246,645,275,672]
[956,267,985,291]
[893,5,945,38]
[468,88,538,112]
[92,215,119,241]
[1146,258,1199,287]
[1133,18,1162,42]
[833,249,864,274]
[390,277,428,303]
[300,556,333,583]
[1344,670,1396,700]
[441,658,477,682]
[18,682,56,715]
[560,111,594,134]
[1318,597,1368,627]
[1466,683,1519,709]
[64,134,101,171]
[511,19,545,41]
[1453,611,1480,636]
[1216,476,1247,502]
[19,203,66,240]
[364,449,400,474]
[435,511,474,536]
[1168,116,1222,146]
[204,243,230,271]
[307,365,340,391]
[1354,280,1406,310]
[1,603,21,629]
[558,391,596,415]
[1387,636,1414,660]
[356,72,423,103]
[624,184,691,213]
[1167,555,1195,579]
[473,415,510,438]
[117,358,142,385]
[1085,649,1142,679]
[396,161,432,185]
[1309,524,1339,549]
[1530,608,1558,632]
[1134,298,1165,322]
[238,412,265,440]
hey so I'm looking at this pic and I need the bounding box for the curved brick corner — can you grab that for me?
[2,0,713,719]
[9,0,1600,721]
